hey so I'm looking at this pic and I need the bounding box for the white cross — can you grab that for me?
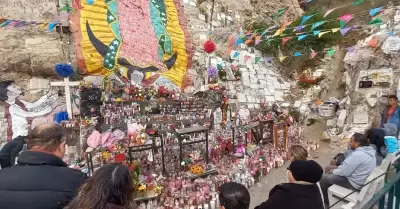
[50,77,81,118]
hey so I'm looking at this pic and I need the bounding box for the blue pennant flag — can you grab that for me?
[313,31,321,36]
[301,15,314,25]
[369,7,383,17]
[298,34,309,40]
[311,21,327,30]
[294,52,302,57]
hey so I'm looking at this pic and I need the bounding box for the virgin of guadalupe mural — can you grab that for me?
[0,81,63,141]
[70,0,193,90]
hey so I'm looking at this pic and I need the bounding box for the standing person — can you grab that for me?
[320,133,376,205]
[219,182,250,209]
[255,160,324,209]
[381,95,400,133]
[382,123,399,154]
[366,128,387,166]
[0,123,87,209]
[65,163,135,209]
[0,136,26,169]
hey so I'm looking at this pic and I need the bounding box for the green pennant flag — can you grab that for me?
[273,8,286,19]
[328,48,336,57]
[217,64,223,70]
[368,18,383,25]
[255,57,261,63]
[60,5,76,12]
[340,20,346,28]
[353,0,364,5]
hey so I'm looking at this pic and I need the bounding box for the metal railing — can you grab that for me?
[362,166,400,209]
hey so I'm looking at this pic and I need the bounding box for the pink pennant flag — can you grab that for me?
[255,39,262,45]
[310,49,318,59]
[340,27,353,36]
[324,8,336,17]
[244,55,251,63]
[337,14,354,23]
[282,37,291,46]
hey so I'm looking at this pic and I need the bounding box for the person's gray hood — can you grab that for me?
[383,123,397,136]
[332,146,376,189]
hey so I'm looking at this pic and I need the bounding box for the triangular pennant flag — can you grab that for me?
[369,7,384,17]
[48,22,58,31]
[282,37,291,46]
[368,18,383,25]
[280,21,292,34]
[273,8,287,19]
[323,8,336,17]
[337,14,353,23]
[298,34,309,40]
[1,20,11,27]
[310,49,318,59]
[331,28,340,33]
[313,30,321,36]
[318,31,330,38]
[233,51,240,58]
[273,29,280,37]
[353,0,364,5]
[264,57,272,63]
[40,23,48,28]
[368,37,378,48]
[255,57,261,63]
[255,39,262,45]
[301,15,314,25]
[328,48,336,57]
[236,38,244,46]
[340,27,353,36]
[388,31,395,36]
[255,36,261,40]
[261,29,268,37]
[345,46,356,53]
[294,52,302,57]
[340,20,346,28]
[311,21,327,30]
[295,25,303,32]
[279,56,287,62]
[244,55,251,63]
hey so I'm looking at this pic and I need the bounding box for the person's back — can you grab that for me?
[382,123,399,153]
[0,123,87,209]
[0,136,26,168]
[366,128,387,166]
[255,160,324,209]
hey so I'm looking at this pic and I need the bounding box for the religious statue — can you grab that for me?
[0,80,61,141]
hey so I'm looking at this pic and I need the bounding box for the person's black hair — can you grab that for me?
[388,95,398,101]
[219,182,250,209]
[65,163,135,209]
[0,80,14,102]
[366,128,386,156]
[352,133,369,146]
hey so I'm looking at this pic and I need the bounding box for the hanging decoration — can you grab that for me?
[310,49,318,59]
[323,8,336,17]
[273,8,287,19]
[368,18,383,25]
[340,27,353,36]
[0,18,60,31]
[294,52,302,57]
[279,57,287,62]
[255,57,262,64]
[301,15,314,25]
[327,48,336,57]
[369,7,384,17]
[298,34,309,41]
[264,57,272,63]
[55,64,74,78]
[282,37,292,46]
[337,14,354,23]
[311,21,327,30]
[318,31,331,38]
[203,40,216,54]
[244,55,251,63]
[353,0,364,5]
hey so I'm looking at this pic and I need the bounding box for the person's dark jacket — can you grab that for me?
[0,151,87,209]
[0,136,26,165]
[255,183,324,209]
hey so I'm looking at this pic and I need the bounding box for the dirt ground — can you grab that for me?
[249,121,339,208]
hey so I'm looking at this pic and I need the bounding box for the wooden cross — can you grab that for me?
[50,77,81,118]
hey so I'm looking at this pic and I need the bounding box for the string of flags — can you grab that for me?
[230,46,361,64]
[0,18,60,31]
[214,1,398,48]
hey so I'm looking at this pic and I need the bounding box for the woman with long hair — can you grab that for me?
[366,128,388,166]
[65,163,135,209]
